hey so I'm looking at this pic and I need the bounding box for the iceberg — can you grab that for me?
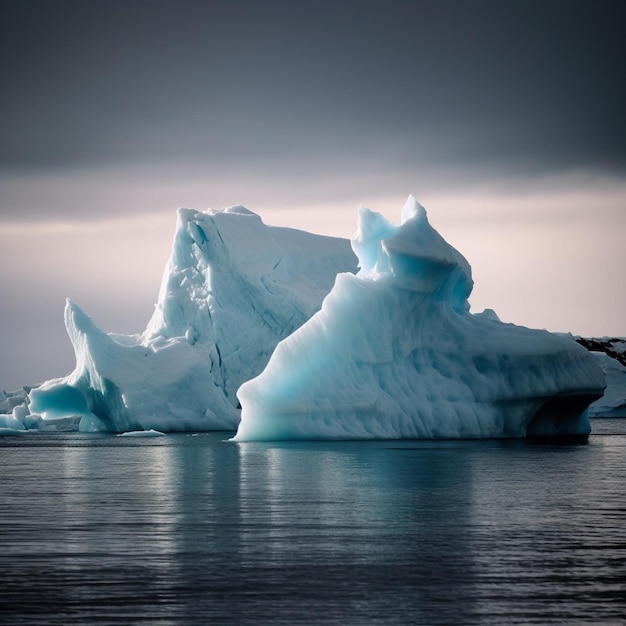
[0,411,27,435]
[117,429,166,437]
[588,352,626,417]
[27,206,357,432]
[575,337,626,418]
[234,196,606,441]
[0,388,30,434]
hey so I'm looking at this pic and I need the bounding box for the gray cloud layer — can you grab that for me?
[2,0,624,195]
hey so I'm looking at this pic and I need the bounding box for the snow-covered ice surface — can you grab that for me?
[235,197,606,441]
[26,206,357,432]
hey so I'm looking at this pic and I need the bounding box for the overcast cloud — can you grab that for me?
[2,1,624,184]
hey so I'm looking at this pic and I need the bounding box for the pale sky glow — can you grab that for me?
[1,0,625,390]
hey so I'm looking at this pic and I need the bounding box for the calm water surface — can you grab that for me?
[1,420,625,625]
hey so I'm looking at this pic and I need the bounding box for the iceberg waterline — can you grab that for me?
[0,198,608,439]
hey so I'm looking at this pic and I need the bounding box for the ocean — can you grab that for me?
[1,419,625,624]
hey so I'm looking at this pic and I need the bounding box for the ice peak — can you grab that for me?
[400,194,426,225]
[352,207,396,275]
[350,197,472,308]
[224,205,255,216]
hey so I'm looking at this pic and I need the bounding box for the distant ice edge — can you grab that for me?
[0,198,609,439]
[233,196,606,441]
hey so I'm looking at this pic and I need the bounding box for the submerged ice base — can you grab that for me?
[235,197,605,441]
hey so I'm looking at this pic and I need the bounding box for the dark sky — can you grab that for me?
[2,0,625,220]
[1,0,625,390]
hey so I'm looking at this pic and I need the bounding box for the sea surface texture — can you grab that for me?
[1,420,625,624]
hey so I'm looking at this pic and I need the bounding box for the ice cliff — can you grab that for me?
[234,197,606,441]
[27,206,357,432]
[587,352,626,417]
[575,337,626,417]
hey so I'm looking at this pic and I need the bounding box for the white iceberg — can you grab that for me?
[234,196,606,441]
[117,429,166,437]
[0,388,30,433]
[574,337,626,418]
[28,206,357,432]
[588,352,626,417]
[0,413,26,435]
